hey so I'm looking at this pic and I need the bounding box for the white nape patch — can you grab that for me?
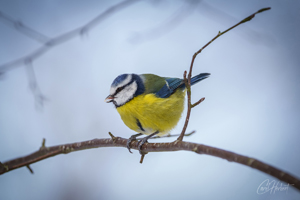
[114,81,137,106]
[165,80,170,89]
[110,74,132,95]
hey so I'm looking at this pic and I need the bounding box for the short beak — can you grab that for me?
[105,95,114,103]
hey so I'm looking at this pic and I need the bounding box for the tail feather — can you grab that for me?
[190,73,210,85]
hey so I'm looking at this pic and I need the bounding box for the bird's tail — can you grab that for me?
[190,73,210,85]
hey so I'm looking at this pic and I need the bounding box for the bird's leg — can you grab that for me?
[137,131,159,155]
[127,133,143,153]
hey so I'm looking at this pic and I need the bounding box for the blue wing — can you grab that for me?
[155,78,183,98]
[155,73,210,98]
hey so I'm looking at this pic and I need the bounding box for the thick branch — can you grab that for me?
[0,136,299,190]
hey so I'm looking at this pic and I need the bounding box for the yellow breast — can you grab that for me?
[116,89,185,136]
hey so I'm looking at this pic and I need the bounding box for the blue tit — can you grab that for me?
[105,73,210,153]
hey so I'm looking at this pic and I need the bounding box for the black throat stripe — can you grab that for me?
[136,118,145,132]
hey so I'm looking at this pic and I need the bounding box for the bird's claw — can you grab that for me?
[137,138,148,155]
[127,133,143,153]
[127,132,157,155]
[126,136,136,153]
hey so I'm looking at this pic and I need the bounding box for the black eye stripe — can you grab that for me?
[114,80,135,95]
[115,86,124,94]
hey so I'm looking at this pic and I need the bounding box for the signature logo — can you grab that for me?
[257,179,292,195]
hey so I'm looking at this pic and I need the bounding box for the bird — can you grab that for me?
[105,73,210,154]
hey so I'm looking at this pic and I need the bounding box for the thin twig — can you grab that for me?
[177,7,271,141]
[0,136,299,191]
[140,154,147,164]
[0,10,50,43]
[0,0,139,74]
[177,71,192,141]
[26,165,34,174]
[24,61,47,108]
[195,7,271,57]
[192,97,205,108]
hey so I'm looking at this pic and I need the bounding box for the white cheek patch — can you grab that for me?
[110,87,116,96]
[115,81,137,106]
[110,74,132,95]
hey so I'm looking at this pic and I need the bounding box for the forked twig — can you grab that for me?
[0,0,139,108]
[0,0,139,74]
[0,11,49,43]
[177,7,271,141]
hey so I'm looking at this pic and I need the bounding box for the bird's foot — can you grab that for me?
[127,133,142,153]
[136,131,159,155]
[136,137,149,155]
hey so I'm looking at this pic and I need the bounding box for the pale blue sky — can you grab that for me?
[1,0,300,199]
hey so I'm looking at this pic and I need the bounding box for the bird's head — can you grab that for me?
[105,74,145,107]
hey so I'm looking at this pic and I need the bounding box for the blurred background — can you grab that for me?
[1,0,300,199]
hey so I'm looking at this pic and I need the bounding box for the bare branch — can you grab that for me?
[177,7,271,141]
[198,2,275,47]
[0,10,50,43]
[1,135,299,190]
[195,7,271,57]
[177,70,192,141]
[0,0,139,74]
[191,97,205,108]
[25,61,47,109]
[26,165,34,174]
